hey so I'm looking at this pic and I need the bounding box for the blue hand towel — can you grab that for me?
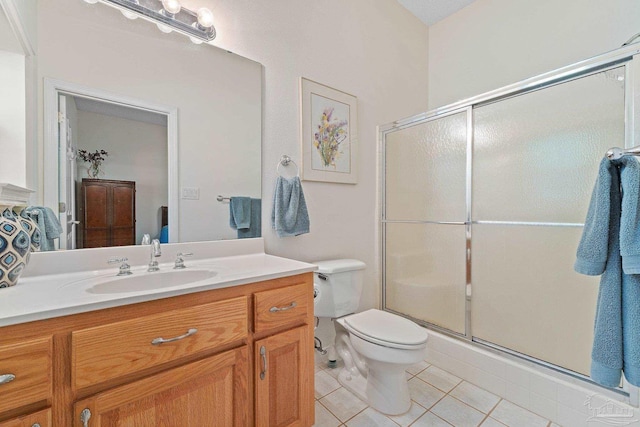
[619,158,640,273]
[271,176,310,238]
[575,157,640,387]
[24,206,63,252]
[229,197,252,230]
[237,198,262,239]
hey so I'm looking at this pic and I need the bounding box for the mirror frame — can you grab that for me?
[43,78,180,246]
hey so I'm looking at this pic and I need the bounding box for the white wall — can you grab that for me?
[209,0,430,325]
[0,50,25,185]
[428,0,640,109]
[75,110,168,244]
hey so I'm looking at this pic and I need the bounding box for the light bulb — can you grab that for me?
[121,9,138,19]
[189,36,203,45]
[161,0,181,15]
[196,8,214,28]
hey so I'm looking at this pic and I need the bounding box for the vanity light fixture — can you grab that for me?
[83,0,216,43]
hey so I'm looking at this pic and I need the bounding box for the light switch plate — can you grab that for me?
[181,187,200,200]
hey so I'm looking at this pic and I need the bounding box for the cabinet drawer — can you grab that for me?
[254,283,309,333]
[72,296,248,390]
[0,337,52,414]
[0,408,51,427]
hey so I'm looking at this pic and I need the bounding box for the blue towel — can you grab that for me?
[271,176,310,238]
[575,157,640,387]
[237,198,262,239]
[24,206,63,252]
[229,197,252,230]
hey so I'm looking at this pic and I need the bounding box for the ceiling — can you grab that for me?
[396,0,477,26]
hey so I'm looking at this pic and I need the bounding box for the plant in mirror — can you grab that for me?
[0,0,263,251]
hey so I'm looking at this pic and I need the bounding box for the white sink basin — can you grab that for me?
[86,269,218,294]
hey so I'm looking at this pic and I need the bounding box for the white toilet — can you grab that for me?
[313,259,428,415]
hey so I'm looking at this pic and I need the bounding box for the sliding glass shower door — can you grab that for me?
[384,111,469,335]
[382,62,627,377]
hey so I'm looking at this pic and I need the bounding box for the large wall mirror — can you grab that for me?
[0,0,262,250]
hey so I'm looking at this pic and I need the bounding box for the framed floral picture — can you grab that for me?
[300,78,357,184]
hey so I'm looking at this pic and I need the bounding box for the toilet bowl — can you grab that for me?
[312,259,429,415]
[334,309,428,415]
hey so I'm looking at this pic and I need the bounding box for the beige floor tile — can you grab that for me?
[450,381,501,414]
[315,370,341,399]
[490,400,549,427]
[345,407,397,427]
[387,401,427,427]
[313,401,342,427]
[411,411,453,427]
[319,387,368,422]
[480,417,508,427]
[406,359,431,376]
[431,396,486,427]
[417,366,462,393]
[324,360,344,379]
[408,377,446,409]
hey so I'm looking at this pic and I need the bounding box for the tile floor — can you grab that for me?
[313,356,559,427]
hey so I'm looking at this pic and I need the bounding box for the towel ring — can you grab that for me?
[276,155,299,177]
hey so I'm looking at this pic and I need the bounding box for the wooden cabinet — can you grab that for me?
[255,326,313,427]
[0,408,51,427]
[73,348,248,427]
[0,337,52,415]
[0,273,314,427]
[78,179,135,248]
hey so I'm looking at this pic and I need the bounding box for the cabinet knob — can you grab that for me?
[151,328,198,345]
[0,373,15,385]
[269,301,297,313]
[80,408,91,427]
[260,346,267,380]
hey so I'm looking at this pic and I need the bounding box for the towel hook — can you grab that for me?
[276,155,299,177]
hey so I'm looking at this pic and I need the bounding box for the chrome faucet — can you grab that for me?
[174,252,193,269]
[148,239,161,272]
[108,257,132,276]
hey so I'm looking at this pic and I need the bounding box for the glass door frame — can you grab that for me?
[379,43,640,399]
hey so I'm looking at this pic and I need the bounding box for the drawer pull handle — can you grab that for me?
[269,301,297,313]
[80,408,91,427]
[260,346,267,380]
[151,328,198,345]
[32,423,41,427]
[0,373,15,385]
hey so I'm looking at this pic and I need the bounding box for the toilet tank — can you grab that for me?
[313,259,366,318]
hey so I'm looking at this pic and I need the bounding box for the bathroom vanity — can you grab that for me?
[0,241,315,426]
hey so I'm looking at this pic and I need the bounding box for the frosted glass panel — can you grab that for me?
[472,224,600,376]
[385,223,466,334]
[385,112,467,221]
[473,67,625,223]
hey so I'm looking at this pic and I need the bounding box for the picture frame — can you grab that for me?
[300,78,358,184]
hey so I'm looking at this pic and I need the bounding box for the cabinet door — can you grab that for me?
[0,408,51,427]
[255,326,313,427]
[73,347,248,427]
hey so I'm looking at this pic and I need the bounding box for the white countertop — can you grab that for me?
[0,245,316,327]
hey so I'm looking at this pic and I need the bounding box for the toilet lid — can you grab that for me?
[343,309,428,349]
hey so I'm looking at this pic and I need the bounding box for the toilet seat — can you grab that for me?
[342,309,428,350]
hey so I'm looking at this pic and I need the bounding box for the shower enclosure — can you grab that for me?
[380,44,640,394]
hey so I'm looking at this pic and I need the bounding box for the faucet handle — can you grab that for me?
[108,257,132,276]
[174,252,193,269]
